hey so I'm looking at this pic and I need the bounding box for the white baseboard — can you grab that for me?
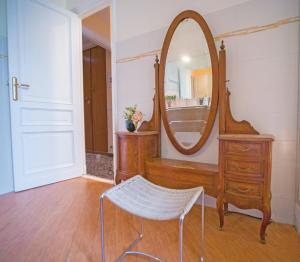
[83,174,114,185]
[295,203,300,234]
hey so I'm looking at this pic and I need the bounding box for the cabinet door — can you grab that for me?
[91,46,108,153]
[83,49,93,152]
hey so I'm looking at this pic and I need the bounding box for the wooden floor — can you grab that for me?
[0,178,299,262]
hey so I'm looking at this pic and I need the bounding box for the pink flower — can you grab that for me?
[132,111,143,123]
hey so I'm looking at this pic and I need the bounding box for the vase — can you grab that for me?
[126,119,136,132]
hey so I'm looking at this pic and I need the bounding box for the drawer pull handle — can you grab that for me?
[232,162,253,173]
[238,166,253,172]
[232,145,250,152]
[237,186,252,193]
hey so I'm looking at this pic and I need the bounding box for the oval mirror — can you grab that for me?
[159,10,219,155]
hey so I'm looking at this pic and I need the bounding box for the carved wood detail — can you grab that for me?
[224,90,259,134]
[138,56,160,133]
[219,41,259,135]
[137,56,161,156]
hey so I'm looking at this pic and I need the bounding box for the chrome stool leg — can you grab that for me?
[100,194,164,262]
[115,219,144,262]
[100,194,105,262]
[100,189,205,262]
[200,191,205,262]
[115,217,165,262]
[179,215,185,262]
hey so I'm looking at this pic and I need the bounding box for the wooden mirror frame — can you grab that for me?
[159,10,219,155]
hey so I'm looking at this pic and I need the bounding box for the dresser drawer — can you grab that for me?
[225,180,262,199]
[225,158,263,179]
[224,141,263,157]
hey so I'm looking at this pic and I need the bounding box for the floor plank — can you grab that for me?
[0,178,299,262]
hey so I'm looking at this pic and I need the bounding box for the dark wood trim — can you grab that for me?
[219,41,226,134]
[159,10,219,155]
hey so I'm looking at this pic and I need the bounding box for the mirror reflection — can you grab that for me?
[164,18,212,149]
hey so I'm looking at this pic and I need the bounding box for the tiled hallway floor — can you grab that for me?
[86,153,114,180]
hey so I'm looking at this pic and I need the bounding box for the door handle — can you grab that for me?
[12,76,30,101]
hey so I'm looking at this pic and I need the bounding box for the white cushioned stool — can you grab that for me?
[100,175,205,262]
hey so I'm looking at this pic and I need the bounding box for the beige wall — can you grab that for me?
[82,7,111,47]
[116,0,299,224]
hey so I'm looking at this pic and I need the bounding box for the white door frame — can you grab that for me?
[74,0,118,185]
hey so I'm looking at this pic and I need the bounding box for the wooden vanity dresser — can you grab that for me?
[115,131,159,183]
[116,10,274,243]
[217,134,273,243]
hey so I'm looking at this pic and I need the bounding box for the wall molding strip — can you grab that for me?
[117,49,161,64]
[214,16,300,41]
[117,16,300,64]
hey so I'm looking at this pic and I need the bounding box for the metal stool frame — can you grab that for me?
[100,189,205,262]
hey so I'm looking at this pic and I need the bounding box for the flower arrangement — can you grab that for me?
[123,105,143,132]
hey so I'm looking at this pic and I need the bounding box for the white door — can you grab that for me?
[7,0,85,191]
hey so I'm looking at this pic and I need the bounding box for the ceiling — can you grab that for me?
[116,0,251,42]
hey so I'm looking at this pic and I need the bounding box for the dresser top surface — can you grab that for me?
[116,131,159,136]
[219,134,274,141]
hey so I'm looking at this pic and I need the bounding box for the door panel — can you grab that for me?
[83,49,93,152]
[19,1,72,104]
[91,46,108,153]
[23,131,74,174]
[7,0,85,191]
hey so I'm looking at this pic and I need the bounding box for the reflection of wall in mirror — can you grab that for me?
[174,132,201,149]
[165,62,180,98]
[179,67,192,99]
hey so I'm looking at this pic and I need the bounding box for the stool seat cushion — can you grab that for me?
[103,175,203,221]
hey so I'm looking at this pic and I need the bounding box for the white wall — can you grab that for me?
[116,0,299,224]
[48,0,66,8]
[116,0,251,42]
[0,0,13,194]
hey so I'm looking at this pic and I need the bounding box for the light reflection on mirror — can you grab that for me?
[164,18,212,149]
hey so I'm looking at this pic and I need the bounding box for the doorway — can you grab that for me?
[81,7,114,181]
